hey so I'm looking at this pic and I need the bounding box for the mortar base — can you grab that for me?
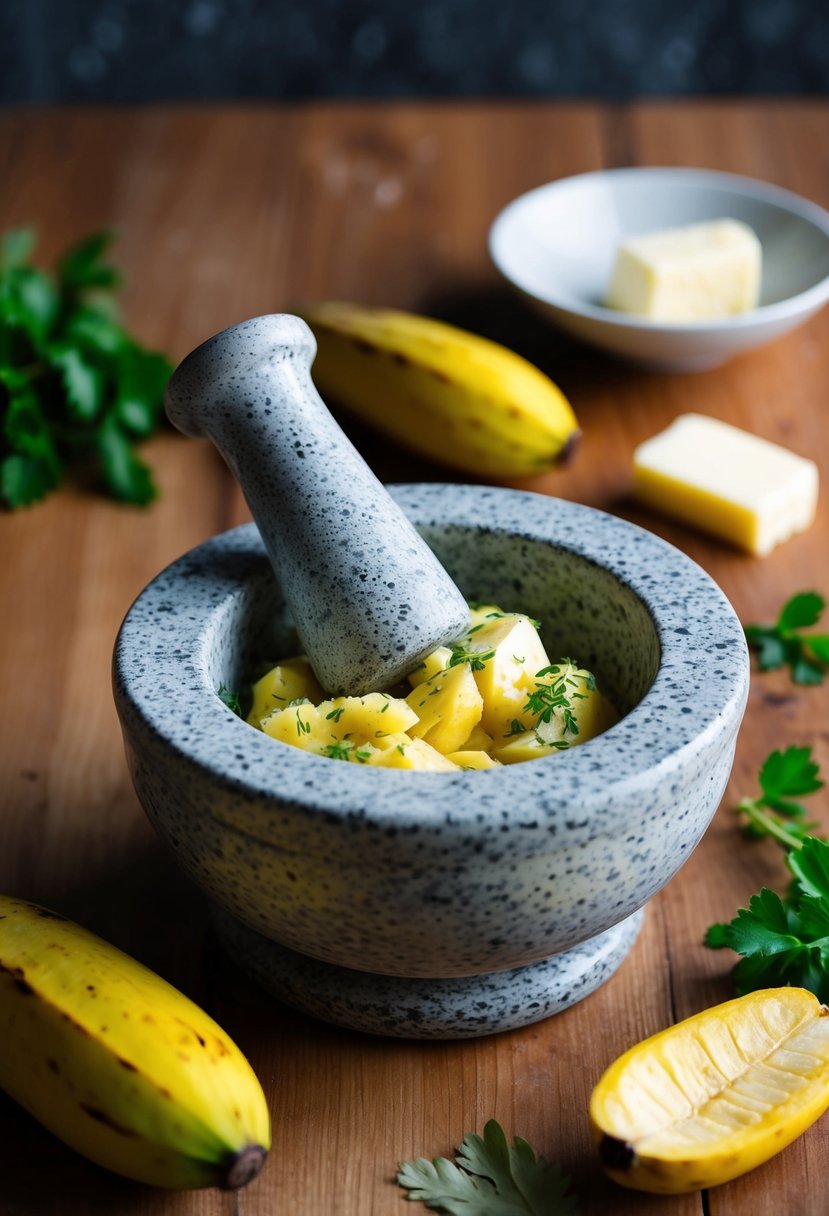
[213,907,644,1039]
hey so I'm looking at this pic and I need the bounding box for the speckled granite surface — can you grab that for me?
[2,0,825,103]
[164,315,468,694]
[114,484,749,1037]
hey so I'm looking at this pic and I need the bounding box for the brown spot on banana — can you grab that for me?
[0,962,35,995]
[79,1104,136,1137]
[351,337,378,356]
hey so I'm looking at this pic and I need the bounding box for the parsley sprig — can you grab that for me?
[736,746,824,849]
[744,592,829,685]
[706,746,827,998]
[398,1120,578,1215]
[1,227,171,507]
[706,837,829,1002]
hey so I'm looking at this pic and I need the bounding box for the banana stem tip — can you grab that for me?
[221,1144,269,1190]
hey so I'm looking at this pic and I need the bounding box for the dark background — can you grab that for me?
[2,0,828,104]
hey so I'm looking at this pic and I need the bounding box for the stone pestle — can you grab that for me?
[165,314,470,695]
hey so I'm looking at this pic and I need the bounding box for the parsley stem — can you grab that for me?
[737,800,805,851]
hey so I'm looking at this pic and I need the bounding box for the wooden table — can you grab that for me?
[2,101,828,1216]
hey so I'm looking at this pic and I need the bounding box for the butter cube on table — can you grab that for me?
[633,414,818,556]
[607,219,762,322]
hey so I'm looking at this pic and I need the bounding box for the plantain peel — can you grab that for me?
[589,988,829,1194]
[0,895,270,1189]
[299,301,580,478]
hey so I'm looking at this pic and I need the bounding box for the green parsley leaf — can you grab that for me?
[745,592,828,685]
[759,745,823,804]
[706,839,829,1003]
[705,841,829,1001]
[0,227,169,509]
[736,746,824,848]
[778,591,825,633]
[1,452,59,507]
[97,414,156,504]
[50,346,105,421]
[115,347,172,436]
[58,230,121,292]
[398,1119,578,1215]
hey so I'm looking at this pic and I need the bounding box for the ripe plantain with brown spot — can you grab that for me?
[299,301,580,478]
[0,895,270,1189]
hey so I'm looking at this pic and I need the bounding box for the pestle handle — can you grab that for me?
[165,314,469,695]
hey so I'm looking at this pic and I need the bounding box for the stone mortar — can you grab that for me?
[114,484,749,1038]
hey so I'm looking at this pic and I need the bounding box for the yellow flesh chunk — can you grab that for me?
[458,723,494,753]
[405,662,484,755]
[247,657,324,727]
[250,605,618,770]
[316,692,418,738]
[445,750,501,770]
[369,737,458,770]
[589,988,829,1194]
[407,646,452,687]
[469,614,551,738]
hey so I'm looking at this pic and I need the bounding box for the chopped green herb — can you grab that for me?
[322,739,353,761]
[448,643,496,672]
[0,227,172,507]
[325,706,345,722]
[744,591,829,685]
[354,746,372,764]
[295,712,311,736]
[398,1119,578,1215]
[533,732,570,751]
[506,719,525,736]
[523,679,571,725]
[217,683,241,716]
[513,654,525,664]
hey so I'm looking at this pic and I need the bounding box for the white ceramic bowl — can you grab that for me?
[489,167,829,371]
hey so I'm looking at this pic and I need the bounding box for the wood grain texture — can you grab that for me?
[1,101,828,1216]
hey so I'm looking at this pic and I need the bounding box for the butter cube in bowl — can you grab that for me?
[607,219,762,322]
[489,167,829,370]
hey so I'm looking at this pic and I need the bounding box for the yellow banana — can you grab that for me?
[0,895,270,1189]
[589,987,829,1194]
[298,302,580,478]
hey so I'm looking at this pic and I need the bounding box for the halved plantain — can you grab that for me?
[589,988,829,1194]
